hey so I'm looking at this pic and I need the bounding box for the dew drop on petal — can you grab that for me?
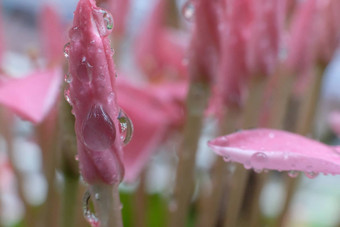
[82,105,116,151]
[223,155,231,162]
[117,109,133,145]
[64,42,71,59]
[82,190,99,227]
[304,171,319,179]
[102,10,114,30]
[288,170,298,178]
[182,0,195,22]
[250,152,268,166]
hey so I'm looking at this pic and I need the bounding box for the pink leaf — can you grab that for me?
[67,0,124,185]
[0,67,62,124]
[208,128,340,176]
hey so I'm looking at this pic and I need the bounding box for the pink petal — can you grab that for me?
[117,79,186,181]
[134,0,188,80]
[0,67,62,124]
[208,128,340,175]
[67,0,124,185]
[39,4,65,65]
[247,0,283,76]
[286,0,317,73]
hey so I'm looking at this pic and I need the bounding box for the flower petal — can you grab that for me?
[208,128,340,175]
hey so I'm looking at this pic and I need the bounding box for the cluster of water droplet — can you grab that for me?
[221,152,321,179]
[83,190,100,227]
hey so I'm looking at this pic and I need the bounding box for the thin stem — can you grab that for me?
[195,108,240,227]
[223,76,267,227]
[167,82,210,227]
[90,183,123,227]
[133,171,147,227]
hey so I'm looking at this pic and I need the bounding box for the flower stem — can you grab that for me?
[90,183,123,227]
[167,82,210,227]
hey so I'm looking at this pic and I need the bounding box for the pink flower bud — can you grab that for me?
[67,0,124,184]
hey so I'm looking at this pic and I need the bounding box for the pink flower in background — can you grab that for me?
[117,79,186,182]
[39,4,65,66]
[0,68,62,124]
[67,0,124,184]
[209,128,340,176]
[134,0,188,81]
[247,0,283,76]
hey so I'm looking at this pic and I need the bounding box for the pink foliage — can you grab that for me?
[209,129,340,176]
[67,0,124,185]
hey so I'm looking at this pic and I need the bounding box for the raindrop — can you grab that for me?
[182,0,195,22]
[250,152,268,165]
[64,89,72,105]
[64,73,73,83]
[83,190,99,227]
[223,155,231,162]
[304,171,319,179]
[117,109,133,145]
[102,10,114,30]
[288,170,298,178]
[254,169,263,173]
[82,105,116,151]
[63,42,71,59]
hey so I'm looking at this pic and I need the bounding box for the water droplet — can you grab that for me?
[64,89,72,105]
[304,171,319,179]
[251,152,268,165]
[83,190,99,227]
[244,161,251,169]
[82,105,116,151]
[288,170,298,178]
[223,155,231,162]
[64,73,73,83]
[254,168,263,173]
[64,42,71,59]
[182,0,195,22]
[102,10,114,30]
[77,57,93,83]
[117,109,133,145]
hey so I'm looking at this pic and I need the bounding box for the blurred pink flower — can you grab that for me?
[67,0,124,185]
[39,4,66,66]
[134,0,188,81]
[117,79,186,182]
[0,68,62,124]
[209,128,340,176]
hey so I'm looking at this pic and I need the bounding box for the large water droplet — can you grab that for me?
[304,171,319,179]
[102,10,114,30]
[83,190,99,227]
[182,1,195,22]
[288,170,298,178]
[64,42,71,59]
[117,109,133,145]
[82,105,116,151]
